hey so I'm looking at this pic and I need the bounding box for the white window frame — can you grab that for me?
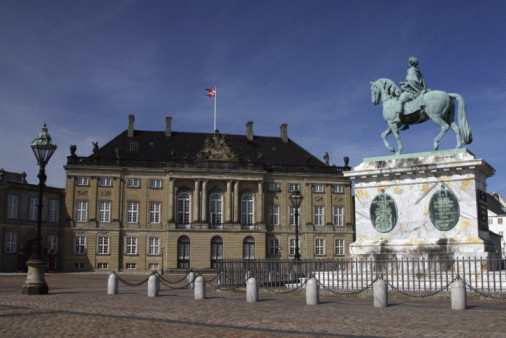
[333,206,344,226]
[49,199,59,222]
[7,195,18,219]
[268,183,280,192]
[97,263,108,269]
[288,184,300,192]
[99,177,112,187]
[148,237,160,255]
[315,238,325,256]
[126,263,137,269]
[97,235,110,255]
[73,235,87,254]
[127,178,140,188]
[289,238,300,256]
[29,197,38,221]
[47,235,58,253]
[75,200,88,222]
[241,194,254,225]
[149,202,161,224]
[149,179,162,189]
[127,202,139,224]
[125,236,138,255]
[99,201,111,223]
[177,193,191,225]
[209,194,222,226]
[77,177,89,186]
[5,233,17,253]
[332,184,344,194]
[148,263,159,270]
[313,184,324,193]
[334,238,345,256]
[314,206,325,226]
[269,237,280,256]
[269,205,280,226]
[289,206,300,226]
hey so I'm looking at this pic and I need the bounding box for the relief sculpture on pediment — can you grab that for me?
[196,132,238,161]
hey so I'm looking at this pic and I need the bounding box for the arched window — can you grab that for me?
[210,236,223,268]
[177,193,191,225]
[241,194,254,226]
[243,236,255,260]
[209,194,222,226]
[177,236,190,268]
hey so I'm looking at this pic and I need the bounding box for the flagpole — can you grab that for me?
[214,87,217,132]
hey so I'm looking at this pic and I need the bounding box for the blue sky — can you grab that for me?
[1,0,505,194]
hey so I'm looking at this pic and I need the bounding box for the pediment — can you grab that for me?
[196,132,238,161]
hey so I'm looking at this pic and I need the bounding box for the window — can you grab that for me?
[127,202,139,223]
[315,238,325,256]
[177,193,191,225]
[149,179,162,189]
[241,195,254,225]
[314,206,325,226]
[313,184,324,193]
[243,237,255,260]
[29,197,38,221]
[49,200,59,222]
[333,206,344,226]
[77,177,89,186]
[75,201,88,222]
[488,218,493,225]
[149,202,161,224]
[334,238,345,256]
[269,205,280,226]
[289,184,300,192]
[97,235,110,255]
[97,263,108,269]
[211,236,223,269]
[148,263,159,270]
[7,195,18,219]
[289,206,300,226]
[125,236,138,255]
[332,184,344,194]
[126,263,136,269]
[209,194,222,226]
[127,178,140,188]
[289,238,300,256]
[148,237,160,255]
[268,183,280,192]
[99,177,112,187]
[177,236,190,268]
[99,201,111,223]
[499,218,503,225]
[5,233,17,253]
[269,237,280,256]
[74,262,85,270]
[73,235,86,254]
[47,235,58,253]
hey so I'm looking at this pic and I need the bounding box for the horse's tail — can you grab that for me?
[449,93,473,145]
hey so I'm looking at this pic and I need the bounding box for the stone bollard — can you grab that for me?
[306,278,319,305]
[148,274,159,297]
[246,277,259,303]
[373,279,388,308]
[187,272,195,290]
[451,280,467,310]
[194,276,206,300]
[107,273,118,295]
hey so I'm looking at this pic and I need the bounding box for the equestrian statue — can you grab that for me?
[370,57,472,155]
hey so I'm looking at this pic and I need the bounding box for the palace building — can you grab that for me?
[62,116,354,272]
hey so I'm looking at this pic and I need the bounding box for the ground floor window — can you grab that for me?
[126,263,137,269]
[97,263,108,269]
[243,237,255,260]
[334,238,345,256]
[210,236,223,269]
[74,262,85,270]
[177,236,190,269]
[148,263,159,270]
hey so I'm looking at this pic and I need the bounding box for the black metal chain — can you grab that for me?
[385,276,460,298]
[113,270,155,287]
[464,281,506,300]
[315,275,381,296]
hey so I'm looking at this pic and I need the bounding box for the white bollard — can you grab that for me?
[246,277,259,303]
[194,276,206,300]
[306,278,319,305]
[107,273,118,295]
[148,274,159,297]
[373,279,388,308]
[451,280,467,310]
[187,272,195,290]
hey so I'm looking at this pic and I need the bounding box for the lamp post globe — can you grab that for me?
[289,190,303,261]
[21,124,57,295]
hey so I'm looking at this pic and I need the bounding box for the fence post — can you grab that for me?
[306,278,319,305]
[451,279,467,310]
[246,277,258,303]
[194,276,206,300]
[107,273,118,295]
[148,274,159,297]
[187,271,195,290]
[373,279,388,308]
[218,272,225,286]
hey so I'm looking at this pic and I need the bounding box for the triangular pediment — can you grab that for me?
[196,132,239,161]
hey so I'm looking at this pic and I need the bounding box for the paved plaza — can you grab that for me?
[0,273,505,337]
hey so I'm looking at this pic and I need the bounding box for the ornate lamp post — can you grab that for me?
[289,190,304,261]
[21,124,57,295]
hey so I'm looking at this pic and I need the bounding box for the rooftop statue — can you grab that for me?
[370,57,472,155]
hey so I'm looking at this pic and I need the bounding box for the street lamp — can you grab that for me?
[21,124,57,295]
[289,190,304,261]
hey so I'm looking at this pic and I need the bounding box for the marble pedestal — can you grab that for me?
[344,149,496,260]
[21,258,48,295]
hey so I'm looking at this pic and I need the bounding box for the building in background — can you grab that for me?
[488,192,506,258]
[0,170,64,272]
[62,116,354,272]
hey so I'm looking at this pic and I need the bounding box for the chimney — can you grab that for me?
[127,114,135,138]
[165,116,172,137]
[246,121,254,141]
[280,123,288,142]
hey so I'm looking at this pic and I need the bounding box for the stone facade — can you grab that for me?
[62,116,354,272]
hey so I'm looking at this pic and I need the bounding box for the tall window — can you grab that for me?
[99,201,111,223]
[75,201,88,222]
[289,238,300,256]
[99,177,112,187]
[269,237,280,256]
[243,237,255,260]
[210,236,223,268]
[499,218,504,225]
[315,238,325,256]
[4,233,17,253]
[97,235,110,255]
[269,205,280,226]
[334,238,345,256]
[209,194,222,226]
[333,206,344,226]
[149,179,162,189]
[177,236,190,268]
[47,235,58,253]
[125,236,138,255]
[241,195,254,225]
[29,197,38,221]
[127,202,139,223]
[289,206,300,226]
[177,193,191,225]
[7,195,18,219]
[73,235,86,254]
[148,237,160,255]
[314,206,325,226]
[49,200,59,222]
[149,202,161,224]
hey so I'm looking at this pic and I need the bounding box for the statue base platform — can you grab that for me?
[344,149,498,260]
[21,258,48,295]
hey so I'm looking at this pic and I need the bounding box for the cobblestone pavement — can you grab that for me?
[0,273,505,337]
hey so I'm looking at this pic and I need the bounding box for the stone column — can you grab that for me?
[194,179,201,223]
[201,179,208,223]
[168,178,176,223]
[226,180,233,223]
[233,180,240,223]
[257,181,264,223]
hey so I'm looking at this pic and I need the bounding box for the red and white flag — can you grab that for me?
[206,87,216,98]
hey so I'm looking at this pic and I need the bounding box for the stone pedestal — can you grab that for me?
[21,259,48,295]
[344,149,496,260]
